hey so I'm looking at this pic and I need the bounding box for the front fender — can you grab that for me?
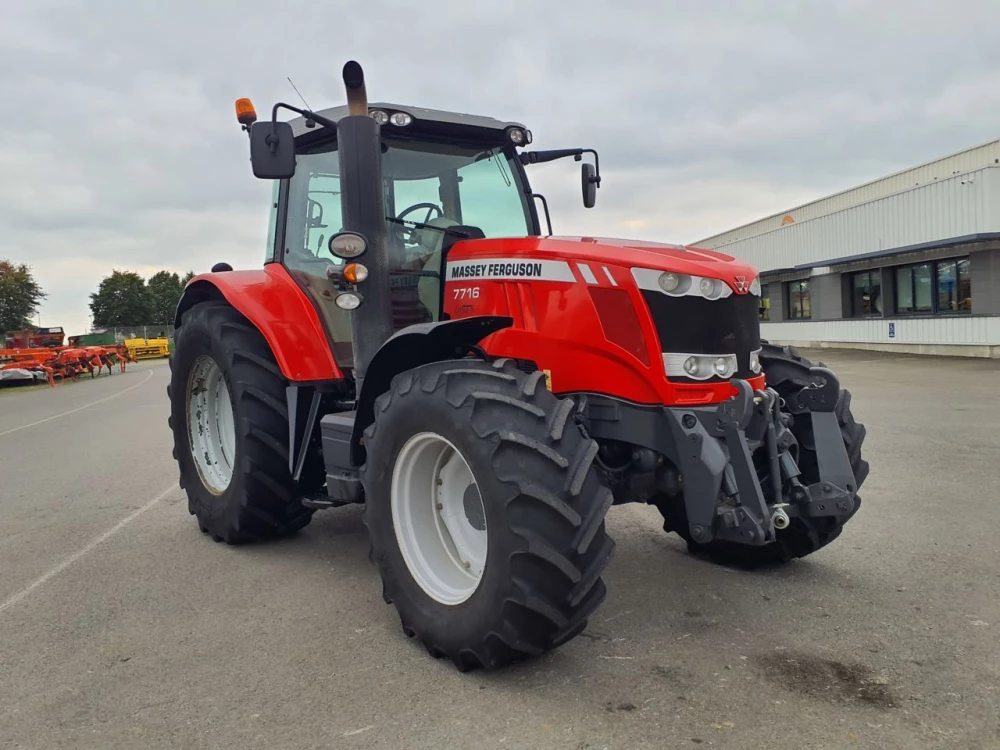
[351,315,513,464]
[174,264,342,382]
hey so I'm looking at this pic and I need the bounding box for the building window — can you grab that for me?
[759,286,771,321]
[786,280,811,320]
[935,258,971,312]
[851,270,883,316]
[895,257,971,315]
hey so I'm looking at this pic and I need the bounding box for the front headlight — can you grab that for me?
[712,356,735,378]
[659,272,681,293]
[749,276,761,296]
[633,268,733,300]
[664,353,738,381]
[699,277,724,299]
[749,348,762,374]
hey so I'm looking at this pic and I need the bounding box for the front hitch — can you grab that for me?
[667,368,858,547]
[713,380,776,546]
[667,380,776,547]
[790,367,858,519]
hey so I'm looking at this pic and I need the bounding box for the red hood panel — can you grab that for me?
[451,235,760,281]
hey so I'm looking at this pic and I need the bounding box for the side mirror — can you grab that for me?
[249,121,296,179]
[581,162,598,209]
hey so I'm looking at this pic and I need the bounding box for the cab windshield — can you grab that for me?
[281,136,535,365]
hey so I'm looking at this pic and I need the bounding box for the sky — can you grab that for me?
[3,0,1000,336]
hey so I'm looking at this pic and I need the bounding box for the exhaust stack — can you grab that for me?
[343,60,368,116]
[336,60,393,392]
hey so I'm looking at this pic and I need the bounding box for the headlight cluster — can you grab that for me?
[662,348,763,380]
[505,126,532,145]
[633,267,761,300]
[327,231,369,310]
[663,353,737,381]
[370,109,413,127]
[657,271,732,300]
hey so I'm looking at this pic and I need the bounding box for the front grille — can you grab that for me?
[639,290,761,381]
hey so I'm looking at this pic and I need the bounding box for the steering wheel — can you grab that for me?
[394,202,443,245]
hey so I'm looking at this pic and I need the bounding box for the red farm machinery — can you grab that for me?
[167,61,869,672]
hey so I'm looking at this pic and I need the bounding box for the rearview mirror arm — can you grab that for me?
[267,103,342,146]
[520,148,601,187]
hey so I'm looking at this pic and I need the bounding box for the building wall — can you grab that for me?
[972,247,1000,315]
[697,166,1000,273]
[696,137,1000,357]
[758,246,1000,357]
[699,138,1000,249]
[761,316,1000,357]
[812,273,843,320]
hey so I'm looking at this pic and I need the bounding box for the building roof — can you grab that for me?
[698,135,1000,249]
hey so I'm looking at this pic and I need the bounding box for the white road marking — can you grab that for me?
[0,369,155,438]
[0,483,178,614]
[343,726,375,737]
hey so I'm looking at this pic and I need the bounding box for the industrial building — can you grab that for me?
[696,138,1000,358]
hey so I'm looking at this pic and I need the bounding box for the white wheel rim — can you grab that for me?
[187,355,236,494]
[391,432,487,605]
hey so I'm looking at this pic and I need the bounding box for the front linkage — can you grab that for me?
[666,367,857,547]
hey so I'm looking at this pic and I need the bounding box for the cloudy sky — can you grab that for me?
[4,0,1000,336]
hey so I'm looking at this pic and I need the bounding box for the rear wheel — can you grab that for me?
[361,357,616,671]
[168,301,322,543]
[656,344,869,568]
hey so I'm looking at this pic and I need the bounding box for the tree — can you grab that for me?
[0,259,46,332]
[89,270,153,327]
[147,270,186,325]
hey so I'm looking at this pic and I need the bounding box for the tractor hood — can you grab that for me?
[452,235,760,287]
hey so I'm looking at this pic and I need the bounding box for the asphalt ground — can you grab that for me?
[0,351,998,750]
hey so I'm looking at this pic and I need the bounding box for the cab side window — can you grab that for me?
[265,181,280,263]
[283,151,355,362]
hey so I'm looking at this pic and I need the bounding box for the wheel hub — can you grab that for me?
[187,355,236,494]
[391,432,487,605]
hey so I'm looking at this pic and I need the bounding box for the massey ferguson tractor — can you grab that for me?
[168,61,869,672]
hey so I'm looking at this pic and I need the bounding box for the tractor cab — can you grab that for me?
[244,96,599,369]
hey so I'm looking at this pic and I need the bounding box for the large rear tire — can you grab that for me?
[657,344,869,568]
[168,301,321,544]
[361,357,616,671]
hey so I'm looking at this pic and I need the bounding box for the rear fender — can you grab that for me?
[351,315,513,464]
[174,265,342,382]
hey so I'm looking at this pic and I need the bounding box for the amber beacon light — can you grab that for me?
[235,98,257,126]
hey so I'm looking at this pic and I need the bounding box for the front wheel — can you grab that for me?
[361,358,616,671]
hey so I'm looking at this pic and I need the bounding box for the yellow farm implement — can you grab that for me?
[124,337,171,360]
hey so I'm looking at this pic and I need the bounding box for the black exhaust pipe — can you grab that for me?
[336,60,393,392]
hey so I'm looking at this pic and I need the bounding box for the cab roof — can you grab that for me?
[289,101,528,145]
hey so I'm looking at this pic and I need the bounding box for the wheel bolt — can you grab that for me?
[436,503,443,510]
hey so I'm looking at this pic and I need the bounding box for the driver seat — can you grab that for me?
[413,216,460,315]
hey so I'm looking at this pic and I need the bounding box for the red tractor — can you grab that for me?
[168,61,869,671]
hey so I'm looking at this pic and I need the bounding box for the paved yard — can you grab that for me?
[0,351,997,749]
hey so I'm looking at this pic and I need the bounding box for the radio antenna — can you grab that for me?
[287,76,317,128]
[287,77,313,111]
